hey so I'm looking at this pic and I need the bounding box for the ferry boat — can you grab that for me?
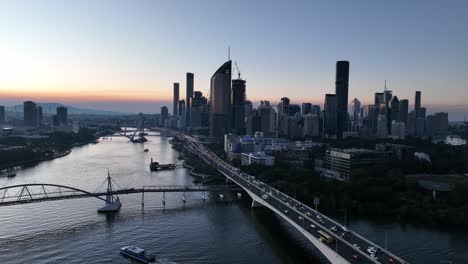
[120,246,155,263]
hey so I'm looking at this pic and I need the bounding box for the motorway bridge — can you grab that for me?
[163,129,408,264]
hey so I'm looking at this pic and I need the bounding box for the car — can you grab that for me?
[306,212,312,217]
[284,210,288,214]
[316,215,322,219]
[261,194,269,199]
[341,226,349,232]
[388,258,396,263]
[310,224,316,229]
[339,232,347,238]
[370,254,378,260]
[330,226,338,232]
[352,244,361,250]
[352,255,360,260]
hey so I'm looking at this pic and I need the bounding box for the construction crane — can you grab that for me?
[234,61,241,80]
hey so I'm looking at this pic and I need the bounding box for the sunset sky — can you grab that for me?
[0,0,467,120]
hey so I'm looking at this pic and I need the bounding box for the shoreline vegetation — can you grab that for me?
[0,126,119,173]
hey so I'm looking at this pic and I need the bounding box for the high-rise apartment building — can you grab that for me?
[57,106,68,125]
[324,94,338,137]
[173,83,179,117]
[399,99,409,125]
[23,101,37,126]
[351,98,361,121]
[301,103,312,116]
[415,91,421,117]
[186,73,194,127]
[0,106,5,123]
[335,61,349,138]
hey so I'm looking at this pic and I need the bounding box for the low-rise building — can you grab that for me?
[241,152,275,166]
[316,148,387,180]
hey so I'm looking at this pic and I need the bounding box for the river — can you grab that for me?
[0,132,466,264]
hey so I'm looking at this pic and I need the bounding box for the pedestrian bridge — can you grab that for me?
[0,183,241,207]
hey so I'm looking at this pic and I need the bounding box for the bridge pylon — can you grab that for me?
[97,171,122,213]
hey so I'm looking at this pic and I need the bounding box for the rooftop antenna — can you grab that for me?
[384,80,387,91]
[228,46,230,61]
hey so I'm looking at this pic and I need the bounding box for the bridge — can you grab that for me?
[0,182,241,208]
[161,128,407,264]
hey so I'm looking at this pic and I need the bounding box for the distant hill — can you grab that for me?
[6,102,131,116]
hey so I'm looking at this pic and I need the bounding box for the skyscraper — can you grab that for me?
[173,83,179,117]
[351,98,361,121]
[335,61,349,138]
[374,92,384,105]
[23,101,37,126]
[160,106,169,127]
[0,106,5,123]
[324,94,338,138]
[57,106,68,125]
[415,91,421,118]
[399,99,409,125]
[231,78,246,135]
[36,106,43,125]
[186,73,194,127]
[210,60,232,142]
[390,96,400,122]
[302,103,312,115]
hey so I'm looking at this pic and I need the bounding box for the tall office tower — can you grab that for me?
[419,107,426,119]
[258,101,275,137]
[231,78,246,135]
[367,105,380,134]
[407,110,416,134]
[0,105,5,123]
[246,109,261,136]
[302,103,312,115]
[244,100,253,120]
[23,101,37,126]
[323,94,338,138]
[377,114,388,138]
[210,60,232,142]
[351,98,361,121]
[391,121,406,140]
[415,117,425,137]
[191,91,207,128]
[36,106,43,125]
[287,104,301,116]
[383,90,393,105]
[57,106,68,124]
[415,91,421,117]
[335,61,349,138]
[160,106,169,127]
[173,83,180,117]
[374,92,384,105]
[399,99,409,125]
[278,97,290,114]
[302,114,320,137]
[390,96,400,122]
[311,105,321,116]
[186,73,194,127]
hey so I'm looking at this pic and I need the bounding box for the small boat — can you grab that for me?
[144,148,149,152]
[120,246,155,263]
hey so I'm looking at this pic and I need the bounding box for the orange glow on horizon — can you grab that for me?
[0,88,172,103]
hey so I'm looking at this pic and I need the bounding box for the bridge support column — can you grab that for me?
[141,191,144,208]
[251,199,263,208]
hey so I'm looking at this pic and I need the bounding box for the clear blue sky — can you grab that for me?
[0,0,467,120]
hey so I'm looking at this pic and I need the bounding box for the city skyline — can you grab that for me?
[0,0,467,120]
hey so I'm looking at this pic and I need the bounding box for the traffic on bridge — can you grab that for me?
[169,130,408,264]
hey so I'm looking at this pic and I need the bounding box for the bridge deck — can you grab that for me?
[0,185,241,207]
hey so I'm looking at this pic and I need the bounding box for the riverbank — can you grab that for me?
[0,128,104,171]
